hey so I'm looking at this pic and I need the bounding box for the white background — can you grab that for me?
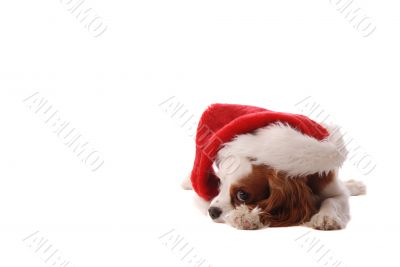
[1,0,399,266]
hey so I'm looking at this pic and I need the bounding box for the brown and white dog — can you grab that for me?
[183,123,366,230]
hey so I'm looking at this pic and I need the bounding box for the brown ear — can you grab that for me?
[254,170,318,227]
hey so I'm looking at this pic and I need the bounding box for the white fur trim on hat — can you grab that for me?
[216,122,347,177]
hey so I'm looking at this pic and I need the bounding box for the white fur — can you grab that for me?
[209,156,253,223]
[216,123,347,177]
[307,172,350,230]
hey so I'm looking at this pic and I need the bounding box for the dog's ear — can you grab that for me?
[254,170,317,227]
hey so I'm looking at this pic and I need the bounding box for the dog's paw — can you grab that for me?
[308,211,346,230]
[181,174,193,190]
[224,205,264,230]
[345,179,366,196]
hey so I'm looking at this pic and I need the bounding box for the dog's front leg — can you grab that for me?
[308,178,350,230]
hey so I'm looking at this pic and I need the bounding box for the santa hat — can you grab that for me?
[190,103,347,201]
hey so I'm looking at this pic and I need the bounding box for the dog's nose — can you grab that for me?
[208,207,222,220]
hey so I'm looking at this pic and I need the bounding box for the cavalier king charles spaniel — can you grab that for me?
[183,124,366,230]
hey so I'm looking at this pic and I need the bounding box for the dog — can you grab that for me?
[183,123,366,230]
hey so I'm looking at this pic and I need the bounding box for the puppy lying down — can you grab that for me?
[184,104,366,230]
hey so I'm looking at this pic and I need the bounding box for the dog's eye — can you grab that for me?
[236,190,249,202]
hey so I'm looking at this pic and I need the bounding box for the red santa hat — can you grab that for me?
[190,103,347,201]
